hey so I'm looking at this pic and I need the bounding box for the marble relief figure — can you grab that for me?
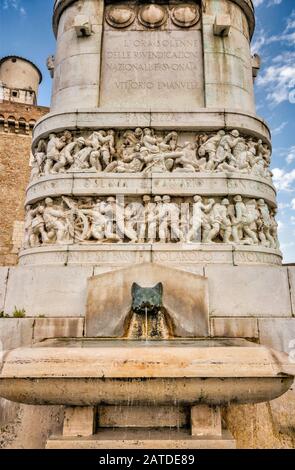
[30,128,272,181]
[24,195,279,249]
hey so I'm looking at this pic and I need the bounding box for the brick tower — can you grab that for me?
[0,56,49,265]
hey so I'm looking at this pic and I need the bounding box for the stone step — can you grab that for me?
[46,428,236,449]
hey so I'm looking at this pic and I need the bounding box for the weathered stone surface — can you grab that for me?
[0,318,34,352]
[288,267,295,316]
[0,268,9,311]
[205,265,292,317]
[4,267,93,317]
[202,1,255,113]
[0,398,19,430]
[100,29,204,110]
[211,318,258,338]
[2,338,292,411]
[32,110,271,144]
[19,246,69,267]
[258,319,295,354]
[86,263,209,338]
[0,404,63,449]
[63,407,95,437]
[269,390,295,436]
[233,246,282,266]
[51,0,104,110]
[98,405,188,428]
[46,428,236,449]
[26,174,74,205]
[191,405,221,437]
[18,244,282,268]
[26,173,276,207]
[224,396,295,449]
[33,318,84,343]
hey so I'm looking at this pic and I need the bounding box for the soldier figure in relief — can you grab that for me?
[81,199,107,242]
[101,196,121,242]
[43,198,69,244]
[106,143,145,173]
[51,131,73,173]
[257,198,276,248]
[187,196,215,243]
[44,133,67,174]
[174,142,200,172]
[25,205,48,248]
[137,195,152,243]
[197,130,226,171]
[158,195,184,243]
[204,198,232,243]
[30,139,47,181]
[231,195,258,245]
[69,137,92,170]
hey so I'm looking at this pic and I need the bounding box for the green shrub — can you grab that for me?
[12,307,26,318]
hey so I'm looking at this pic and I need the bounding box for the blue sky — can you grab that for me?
[0,0,295,261]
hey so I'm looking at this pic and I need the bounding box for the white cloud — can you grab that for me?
[253,0,264,6]
[272,168,295,191]
[267,0,282,6]
[286,146,295,164]
[278,202,290,210]
[254,11,295,106]
[272,121,288,135]
[256,59,295,106]
[1,0,26,15]
[291,199,295,210]
[253,0,282,7]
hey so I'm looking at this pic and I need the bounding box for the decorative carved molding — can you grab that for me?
[30,128,272,181]
[105,2,201,30]
[171,4,200,28]
[24,195,279,249]
[106,4,136,29]
[138,4,168,28]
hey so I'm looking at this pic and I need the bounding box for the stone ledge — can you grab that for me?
[210,317,259,338]
[33,317,85,343]
[46,428,236,449]
[25,173,277,207]
[33,109,271,144]
[18,245,282,267]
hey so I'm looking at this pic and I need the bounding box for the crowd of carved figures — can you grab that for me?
[24,195,279,249]
[30,128,272,181]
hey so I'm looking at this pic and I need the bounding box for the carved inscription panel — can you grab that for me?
[100,29,204,109]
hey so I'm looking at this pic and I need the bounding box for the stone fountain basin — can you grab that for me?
[0,338,293,406]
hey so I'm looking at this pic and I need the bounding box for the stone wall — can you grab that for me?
[0,101,48,265]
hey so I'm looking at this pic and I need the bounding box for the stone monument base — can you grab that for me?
[46,429,236,449]
[45,404,236,449]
